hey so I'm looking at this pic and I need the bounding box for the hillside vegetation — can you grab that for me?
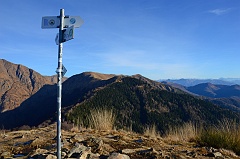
[67,77,240,133]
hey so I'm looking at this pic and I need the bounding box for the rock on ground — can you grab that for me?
[0,125,239,159]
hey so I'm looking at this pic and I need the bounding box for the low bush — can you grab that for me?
[198,120,240,155]
[164,119,240,155]
[61,121,73,131]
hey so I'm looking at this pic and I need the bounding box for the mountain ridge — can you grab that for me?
[160,78,240,87]
[163,81,240,112]
[67,76,240,133]
[0,59,69,112]
[186,83,240,98]
[0,59,56,112]
[0,59,240,131]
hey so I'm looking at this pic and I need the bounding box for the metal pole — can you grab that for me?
[57,8,64,159]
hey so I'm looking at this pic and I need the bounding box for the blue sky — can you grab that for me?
[0,0,240,80]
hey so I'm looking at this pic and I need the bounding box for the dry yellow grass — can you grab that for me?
[165,122,200,142]
[89,108,115,131]
[144,124,161,139]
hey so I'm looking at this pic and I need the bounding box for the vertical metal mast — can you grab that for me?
[41,9,83,159]
[57,8,64,159]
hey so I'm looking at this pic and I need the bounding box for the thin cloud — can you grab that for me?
[102,50,161,70]
[208,8,232,15]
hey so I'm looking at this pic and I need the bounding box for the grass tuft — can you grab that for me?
[165,122,199,142]
[144,124,161,139]
[89,108,115,131]
[198,119,240,155]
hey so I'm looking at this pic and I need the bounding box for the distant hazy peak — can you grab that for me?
[160,78,238,87]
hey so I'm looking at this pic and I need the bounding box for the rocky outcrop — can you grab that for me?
[0,125,239,159]
[0,59,56,112]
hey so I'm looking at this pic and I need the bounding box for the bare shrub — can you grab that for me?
[18,125,31,131]
[89,108,115,131]
[61,121,73,131]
